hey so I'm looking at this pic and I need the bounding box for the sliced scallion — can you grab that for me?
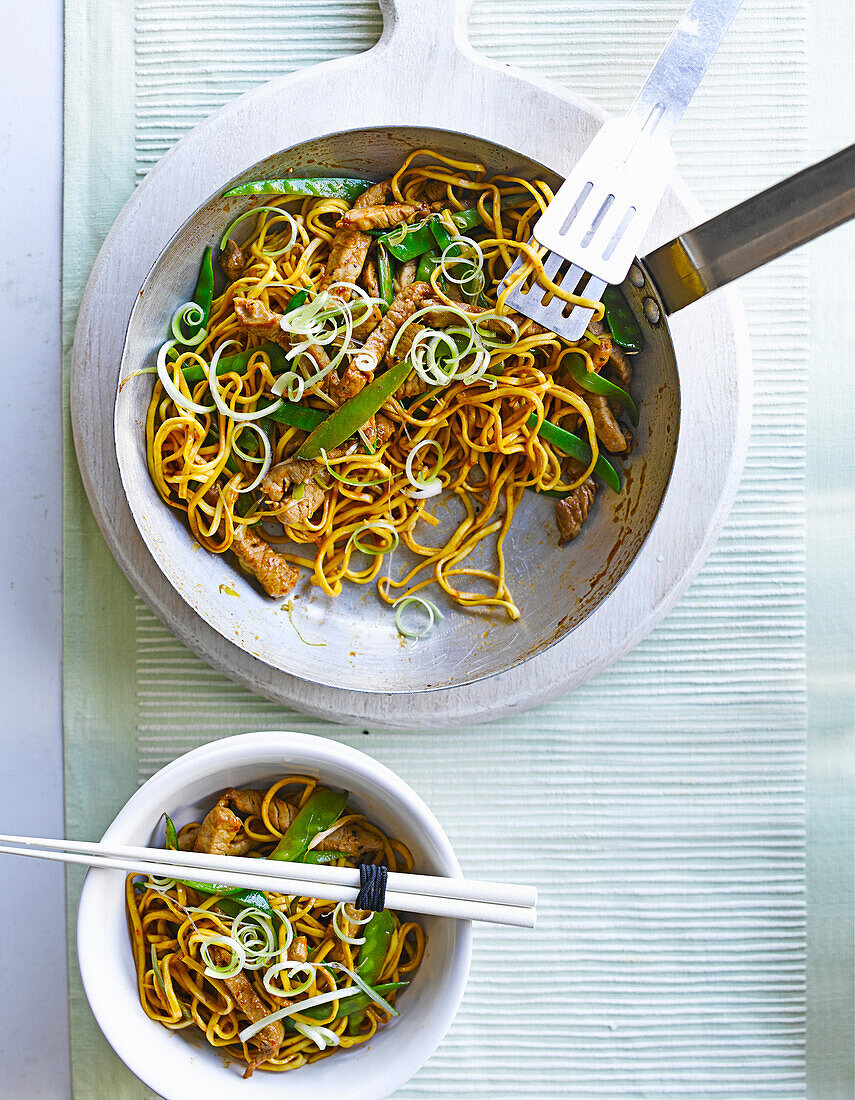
[292,1021,341,1050]
[404,439,443,499]
[238,986,364,1043]
[393,596,444,639]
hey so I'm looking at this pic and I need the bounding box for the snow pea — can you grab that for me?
[215,891,278,920]
[301,849,351,865]
[376,244,394,312]
[261,403,328,434]
[163,813,179,850]
[527,414,621,492]
[564,352,638,426]
[602,284,644,353]
[284,288,309,312]
[223,177,374,201]
[172,247,215,347]
[193,246,214,327]
[296,357,413,460]
[292,981,407,1026]
[349,908,396,1033]
[270,788,349,862]
[415,247,443,284]
[377,219,436,261]
[429,217,456,252]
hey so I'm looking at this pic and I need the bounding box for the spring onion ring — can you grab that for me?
[199,934,247,980]
[405,439,443,499]
[393,596,444,639]
[170,301,208,347]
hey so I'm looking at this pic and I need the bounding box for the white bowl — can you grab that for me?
[77,731,472,1100]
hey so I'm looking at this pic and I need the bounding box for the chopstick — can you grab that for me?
[0,835,537,929]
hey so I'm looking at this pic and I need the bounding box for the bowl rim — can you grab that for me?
[76,730,473,1100]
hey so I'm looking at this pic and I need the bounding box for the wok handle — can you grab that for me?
[643,144,855,314]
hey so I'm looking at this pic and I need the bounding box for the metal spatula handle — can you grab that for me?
[644,144,855,314]
[628,0,745,140]
[531,0,743,289]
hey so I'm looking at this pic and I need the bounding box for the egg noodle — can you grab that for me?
[127,775,425,1075]
[144,150,620,621]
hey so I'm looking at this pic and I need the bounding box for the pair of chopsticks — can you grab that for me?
[0,834,537,928]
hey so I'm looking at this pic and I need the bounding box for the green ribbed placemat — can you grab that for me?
[63,2,853,1097]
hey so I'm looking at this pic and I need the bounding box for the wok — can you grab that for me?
[114,128,854,695]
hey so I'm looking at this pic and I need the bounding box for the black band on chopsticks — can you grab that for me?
[355,862,388,911]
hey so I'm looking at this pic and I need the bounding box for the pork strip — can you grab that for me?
[329,282,432,403]
[219,239,245,281]
[360,258,380,299]
[233,297,283,341]
[395,373,426,399]
[319,178,393,298]
[193,802,243,856]
[260,458,319,504]
[394,257,417,293]
[354,179,393,208]
[337,202,428,232]
[211,949,284,1077]
[320,229,372,297]
[556,480,597,543]
[223,788,297,833]
[233,297,332,382]
[354,282,434,374]
[423,179,448,203]
[320,821,384,861]
[231,526,300,598]
[289,936,308,964]
[587,393,628,453]
[589,318,631,385]
[352,303,383,342]
[275,479,327,530]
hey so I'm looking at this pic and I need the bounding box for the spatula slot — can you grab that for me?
[603,205,637,261]
[581,194,615,248]
[558,180,594,235]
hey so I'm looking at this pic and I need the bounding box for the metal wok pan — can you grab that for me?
[113,129,855,695]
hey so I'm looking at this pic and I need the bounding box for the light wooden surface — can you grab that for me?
[70,0,751,728]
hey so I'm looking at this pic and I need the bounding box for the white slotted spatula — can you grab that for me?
[500,0,744,340]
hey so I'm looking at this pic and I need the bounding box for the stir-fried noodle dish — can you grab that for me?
[141,150,642,631]
[127,776,424,1076]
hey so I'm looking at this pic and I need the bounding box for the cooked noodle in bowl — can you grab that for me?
[127,773,426,1077]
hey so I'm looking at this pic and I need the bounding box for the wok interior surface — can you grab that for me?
[115,126,680,693]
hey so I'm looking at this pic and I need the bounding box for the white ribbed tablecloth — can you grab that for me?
[63,2,854,1097]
